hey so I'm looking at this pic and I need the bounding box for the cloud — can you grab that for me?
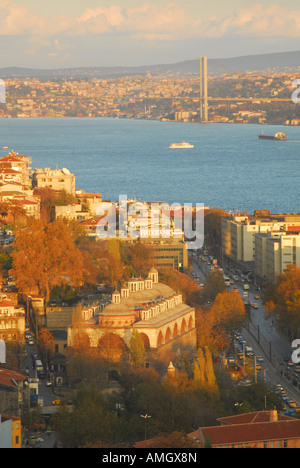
[0,0,299,41]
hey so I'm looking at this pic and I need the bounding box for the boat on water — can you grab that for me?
[169,141,194,149]
[258,132,287,141]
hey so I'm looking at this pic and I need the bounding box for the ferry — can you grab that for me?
[169,141,194,149]
[258,132,287,141]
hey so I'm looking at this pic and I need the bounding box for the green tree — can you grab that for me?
[129,329,145,368]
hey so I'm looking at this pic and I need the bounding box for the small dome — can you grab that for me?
[149,267,158,273]
[100,302,133,316]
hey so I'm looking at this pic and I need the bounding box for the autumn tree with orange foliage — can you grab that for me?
[211,290,247,335]
[124,241,154,278]
[264,264,300,337]
[37,328,54,365]
[11,218,85,301]
[157,266,201,306]
[195,306,230,355]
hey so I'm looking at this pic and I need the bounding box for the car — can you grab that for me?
[256,355,264,362]
[51,400,61,406]
[27,338,34,345]
[287,399,297,408]
[253,303,259,309]
[254,295,260,300]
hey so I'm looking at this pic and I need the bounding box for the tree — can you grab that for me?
[124,241,154,278]
[193,347,219,395]
[11,219,84,301]
[129,329,145,368]
[37,328,54,366]
[195,307,230,355]
[264,264,300,337]
[158,266,201,306]
[211,290,246,335]
[202,269,227,304]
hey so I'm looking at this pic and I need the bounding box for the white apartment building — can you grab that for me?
[221,214,283,263]
[222,212,300,281]
[255,231,300,281]
[32,167,76,195]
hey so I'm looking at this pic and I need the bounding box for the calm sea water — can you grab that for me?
[0,117,299,214]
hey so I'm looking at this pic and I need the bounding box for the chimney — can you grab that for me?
[269,409,278,422]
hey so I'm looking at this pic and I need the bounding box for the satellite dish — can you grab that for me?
[62,167,71,175]
[0,339,6,364]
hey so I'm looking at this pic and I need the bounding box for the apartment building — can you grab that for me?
[0,152,32,187]
[222,212,300,280]
[0,414,22,448]
[0,299,25,344]
[255,230,300,281]
[221,213,282,263]
[32,167,76,195]
[189,410,300,448]
[0,368,28,416]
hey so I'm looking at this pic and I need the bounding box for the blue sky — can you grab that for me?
[0,0,300,68]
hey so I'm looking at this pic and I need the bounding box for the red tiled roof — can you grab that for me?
[0,368,27,387]
[190,412,300,446]
[0,300,14,307]
[218,411,294,425]
[80,216,106,226]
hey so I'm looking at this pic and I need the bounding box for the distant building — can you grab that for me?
[0,368,28,416]
[0,300,25,344]
[32,167,76,195]
[0,152,32,187]
[76,191,103,215]
[55,203,90,222]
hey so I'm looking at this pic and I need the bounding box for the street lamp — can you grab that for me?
[140,414,151,440]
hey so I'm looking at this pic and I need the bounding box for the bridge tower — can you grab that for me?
[200,56,208,122]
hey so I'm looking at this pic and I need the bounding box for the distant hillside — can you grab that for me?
[1,50,300,79]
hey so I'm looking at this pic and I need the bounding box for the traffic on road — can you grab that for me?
[189,248,300,416]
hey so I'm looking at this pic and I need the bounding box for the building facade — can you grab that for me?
[189,410,300,448]
[0,414,22,448]
[32,167,76,195]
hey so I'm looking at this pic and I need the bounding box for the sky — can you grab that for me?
[0,0,300,68]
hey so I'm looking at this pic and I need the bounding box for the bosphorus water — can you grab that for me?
[0,117,299,214]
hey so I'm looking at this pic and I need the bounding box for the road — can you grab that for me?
[24,338,54,406]
[190,251,300,410]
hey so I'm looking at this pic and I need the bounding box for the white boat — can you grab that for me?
[169,141,194,149]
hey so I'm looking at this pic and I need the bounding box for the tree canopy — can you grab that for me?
[11,218,85,301]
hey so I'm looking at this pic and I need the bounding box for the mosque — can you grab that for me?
[67,268,197,362]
